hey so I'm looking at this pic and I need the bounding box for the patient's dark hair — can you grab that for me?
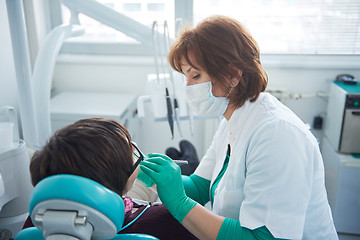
[30,118,133,196]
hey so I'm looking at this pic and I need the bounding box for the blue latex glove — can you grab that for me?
[140,153,197,223]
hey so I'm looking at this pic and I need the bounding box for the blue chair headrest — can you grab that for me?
[15,227,160,240]
[29,174,125,231]
[16,175,159,240]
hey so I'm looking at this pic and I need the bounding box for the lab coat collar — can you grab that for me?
[226,92,266,135]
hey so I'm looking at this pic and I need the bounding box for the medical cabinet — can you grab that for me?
[324,81,360,154]
[321,137,360,235]
[50,92,139,141]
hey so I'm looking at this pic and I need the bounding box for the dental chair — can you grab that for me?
[15,174,159,240]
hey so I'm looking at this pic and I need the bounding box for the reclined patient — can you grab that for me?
[23,117,198,240]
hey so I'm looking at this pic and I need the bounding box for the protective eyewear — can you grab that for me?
[131,142,145,174]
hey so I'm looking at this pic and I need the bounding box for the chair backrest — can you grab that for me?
[15,174,158,240]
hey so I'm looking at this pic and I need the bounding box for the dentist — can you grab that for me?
[139,15,338,240]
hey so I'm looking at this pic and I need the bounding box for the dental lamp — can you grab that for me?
[7,0,155,150]
[4,0,155,238]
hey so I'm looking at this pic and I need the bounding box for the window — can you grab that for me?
[51,0,360,55]
[61,0,174,43]
[55,0,179,55]
[123,3,141,12]
[147,3,165,12]
[193,0,360,54]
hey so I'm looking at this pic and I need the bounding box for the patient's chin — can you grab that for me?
[124,168,139,194]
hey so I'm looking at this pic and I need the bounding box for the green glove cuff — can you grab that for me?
[182,174,210,206]
[217,218,276,240]
[171,195,197,223]
[137,168,155,187]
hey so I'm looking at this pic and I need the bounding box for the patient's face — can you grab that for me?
[123,143,141,194]
[125,167,139,194]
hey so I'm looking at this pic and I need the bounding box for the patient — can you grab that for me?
[23,118,198,240]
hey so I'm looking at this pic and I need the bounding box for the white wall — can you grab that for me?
[2,5,360,155]
[3,0,360,158]
[53,55,155,95]
[52,55,212,156]
[51,54,360,157]
[263,55,360,141]
[5,0,359,156]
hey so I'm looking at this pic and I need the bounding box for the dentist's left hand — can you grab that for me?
[140,153,197,223]
[137,167,155,187]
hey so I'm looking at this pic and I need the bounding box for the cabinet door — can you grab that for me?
[340,109,360,153]
[334,163,360,234]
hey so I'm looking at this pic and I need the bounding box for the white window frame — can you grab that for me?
[48,0,193,56]
[47,0,360,69]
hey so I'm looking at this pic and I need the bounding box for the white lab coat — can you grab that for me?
[194,93,338,240]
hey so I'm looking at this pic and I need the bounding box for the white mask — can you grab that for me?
[185,82,229,116]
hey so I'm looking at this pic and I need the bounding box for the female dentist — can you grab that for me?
[138,15,338,240]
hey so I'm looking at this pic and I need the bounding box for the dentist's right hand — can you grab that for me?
[139,153,197,223]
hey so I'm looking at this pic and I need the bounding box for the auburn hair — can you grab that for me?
[168,15,268,108]
[30,118,133,196]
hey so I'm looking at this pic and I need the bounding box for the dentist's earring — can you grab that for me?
[231,81,236,85]
[225,87,233,98]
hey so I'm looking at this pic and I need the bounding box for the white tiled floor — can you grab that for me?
[339,233,360,240]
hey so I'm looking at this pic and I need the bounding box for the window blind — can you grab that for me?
[193,0,360,54]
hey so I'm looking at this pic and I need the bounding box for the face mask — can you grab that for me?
[185,82,229,116]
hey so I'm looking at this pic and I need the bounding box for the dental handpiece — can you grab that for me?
[173,160,188,164]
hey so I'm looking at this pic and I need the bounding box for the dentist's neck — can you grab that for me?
[223,104,236,120]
